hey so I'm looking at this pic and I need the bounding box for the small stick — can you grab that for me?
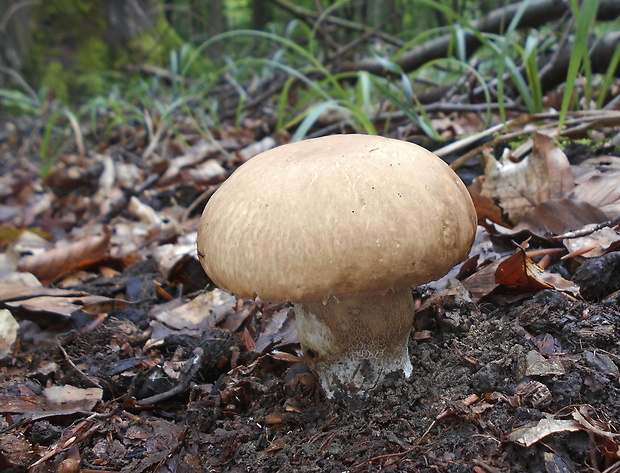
[56,334,102,388]
[550,216,620,240]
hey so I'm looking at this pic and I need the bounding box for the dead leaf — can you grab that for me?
[158,138,221,184]
[0,308,18,358]
[0,383,102,417]
[572,406,620,440]
[43,385,103,406]
[128,196,179,240]
[479,133,574,225]
[525,350,566,376]
[254,307,297,353]
[5,294,120,322]
[515,199,608,235]
[506,416,582,447]
[563,226,620,258]
[150,289,236,331]
[570,171,620,218]
[181,159,227,185]
[238,136,276,162]
[461,258,503,301]
[17,227,112,282]
[0,283,84,303]
[468,178,503,224]
[495,247,579,295]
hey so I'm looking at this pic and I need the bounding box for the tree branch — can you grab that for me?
[342,0,620,75]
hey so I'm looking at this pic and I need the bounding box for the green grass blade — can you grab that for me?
[491,0,532,121]
[276,76,297,132]
[292,100,338,141]
[559,0,600,130]
[184,29,346,97]
[598,40,620,109]
[369,75,438,140]
[357,71,373,118]
[40,110,66,179]
[523,34,543,113]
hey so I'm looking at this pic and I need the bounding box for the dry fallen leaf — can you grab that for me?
[570,171,620,218]
[461,258,503,301]
[254,307,297,354]
[495,247,579,295]
[150,288,236,331]
[17,227,112,282]
[0,308,19,358]
[129,196,179,240]
[181,159,227,185]
[507,416,582,447]
[5,294,122,323]
[514,199,608,235]
[0,283,84,303]
[477,133,574,225]
[158,138,221,185]
[563,226,620,258]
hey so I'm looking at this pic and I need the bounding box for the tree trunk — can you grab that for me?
[200,0,225,59]
[252,0,273,31]
[101,0,158,50]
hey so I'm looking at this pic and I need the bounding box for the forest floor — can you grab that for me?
[1,107,620,473]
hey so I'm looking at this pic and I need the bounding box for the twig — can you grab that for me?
[444,110,620,169]
[472,459,504,473]
[550,216,620,240]
[136,348,205,405]
[56,334,102,388]
[353,445,418,469]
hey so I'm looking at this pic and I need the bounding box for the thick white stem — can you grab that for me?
[294,288,414,398]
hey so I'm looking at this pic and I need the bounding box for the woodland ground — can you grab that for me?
[1,106,620,473]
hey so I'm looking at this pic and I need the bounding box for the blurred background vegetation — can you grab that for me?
[1,0,619,158]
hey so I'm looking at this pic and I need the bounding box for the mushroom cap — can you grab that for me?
[198,134,477,303]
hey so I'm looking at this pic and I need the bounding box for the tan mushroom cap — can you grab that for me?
[198,134,477,303]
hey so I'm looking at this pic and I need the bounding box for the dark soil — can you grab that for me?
[3,284,620,472]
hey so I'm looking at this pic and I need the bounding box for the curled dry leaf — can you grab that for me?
[461,258,503,301]
[151,288,236,331]
[467,178,503,224]
[495,247,579,295]
[507,416,582,447]
[254,307,297,354]
[17,227,112,282]
[476,133,574,225]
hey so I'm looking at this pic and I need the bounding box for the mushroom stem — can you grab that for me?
[294,288,415,398]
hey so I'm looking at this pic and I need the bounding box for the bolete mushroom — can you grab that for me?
[197,134,477,398]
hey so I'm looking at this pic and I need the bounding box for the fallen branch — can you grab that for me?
[343,0,620,75]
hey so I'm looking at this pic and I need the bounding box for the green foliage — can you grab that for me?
[1,0,616,158]
[597,40,620,109]
[0,88,44,116]
[559,0,600,130]
[39,108,80,179]
[225,0,253,28]
[30,0,109,100]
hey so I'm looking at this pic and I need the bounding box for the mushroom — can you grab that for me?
[197,134,477,398]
